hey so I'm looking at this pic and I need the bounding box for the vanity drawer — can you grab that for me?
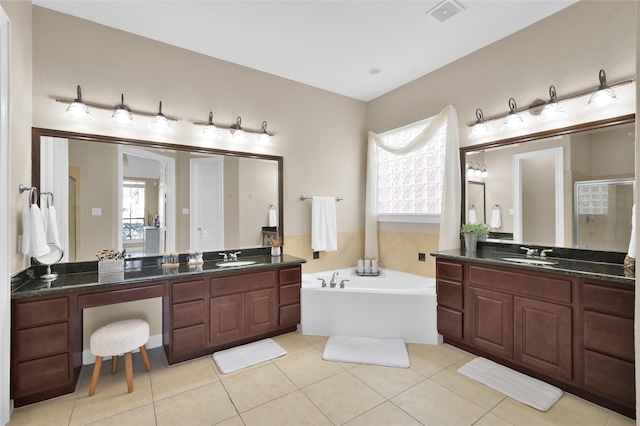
[437,260,463,281]
[16,353,70,394]
[279,283,300,306]
[437,306,463,340]
[17,322,69,360]
[16,297,69,328]
[211,270,277,296]
[280,303,300,326]
[172,280,205,303]
[279,267,301,285]
[583,283,634,317]
[583,310,634,361]
[172,324,206,355]
[584,350,635,407]
[436,279,463,310]
[173,300,205,329]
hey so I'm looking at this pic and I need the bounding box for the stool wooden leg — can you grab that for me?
[139,345,151,372]
[89,356,103,396]
[125,352,134,393]
[111,355,118,375]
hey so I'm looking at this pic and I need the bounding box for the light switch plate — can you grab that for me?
[182,208,190,215]
[91,208,102,216]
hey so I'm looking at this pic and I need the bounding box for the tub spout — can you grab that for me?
[330,271,339,288]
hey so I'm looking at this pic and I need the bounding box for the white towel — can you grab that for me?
[628,204,636,258]
[468,209,477,224]
[28,204,50,258]
[312,197,337,252]
[490,209,502,229]
[268,206,277,227]
[21,205,31,256]
[44,205,62,248]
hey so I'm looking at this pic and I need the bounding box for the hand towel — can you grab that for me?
[490,209,502,229]
[268,205,277,227]
[44,205,62,248]
[21,205,31,255]
[312,197,337,252]
[628,204,636,258]
[468,209,477,224]
[29,204,50,258]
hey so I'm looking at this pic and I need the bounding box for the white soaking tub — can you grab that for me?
[301,267,442,344]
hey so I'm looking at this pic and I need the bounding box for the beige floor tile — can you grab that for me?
[69,369,153,426]
[392,379,487,426]
[302,370,386,425]
[606,412,636,426]
[273,349,344,388]
[154,381,237,426]
[406,342,467,377]
[301,333,329,350]
[344,401,422,426]
[221,363,297,413]
[473,412,514,426]
[151,356,219,401]
[214,415,246,426]
[555,392,611,424]
[349,364,425,399]
[491,397,603,426]
[272,331,316,356]
[430,357,505,410]
[241,390,332,426]
[87,403,156,426]
[8,393,76,426]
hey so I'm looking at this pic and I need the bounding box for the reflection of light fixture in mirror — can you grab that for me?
[467,162,488,179]
[63,85,94,121]
[500,98,525,131]
[109,94,134,127]
[587,69,619,109]
[202,111,220,140]
[257,121,273,146]
[230,116,248,143]
[148,101,172,133]
[468,108,490,139]
[539,85,567,121]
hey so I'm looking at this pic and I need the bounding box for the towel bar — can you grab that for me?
[300,195,343,201]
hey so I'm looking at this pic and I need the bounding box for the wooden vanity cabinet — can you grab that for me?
[11,294,81,406]
[436,260,464,341]
[166,278,207,362]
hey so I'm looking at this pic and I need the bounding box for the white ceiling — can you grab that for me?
[32,0,578,102]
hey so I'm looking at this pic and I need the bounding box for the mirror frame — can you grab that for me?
[31,127,285,254]
[459,113,636,239]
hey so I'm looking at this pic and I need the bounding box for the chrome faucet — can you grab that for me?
[219,252,228,261]
[229,251,241,261]
[540,249,553,257]
[330,271,339,288]
[520,247,538,257]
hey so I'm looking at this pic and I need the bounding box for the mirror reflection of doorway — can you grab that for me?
[467,181,486,225]
[68,169,81,262]
[190,156,224,252]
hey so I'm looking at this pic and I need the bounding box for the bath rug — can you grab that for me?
[212,338,287,374]
[458,357,563,411]
[322,336,410,368]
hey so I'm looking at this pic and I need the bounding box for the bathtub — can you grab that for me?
[301,268,442,344]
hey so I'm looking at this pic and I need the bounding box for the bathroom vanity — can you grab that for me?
[432,247,634,418]
[10,252,305,407]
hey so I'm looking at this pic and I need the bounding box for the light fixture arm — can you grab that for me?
[56,93,179,121]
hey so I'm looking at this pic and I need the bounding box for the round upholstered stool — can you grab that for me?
[89,319,151,396]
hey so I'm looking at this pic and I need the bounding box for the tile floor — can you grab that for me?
[8,332,636,426]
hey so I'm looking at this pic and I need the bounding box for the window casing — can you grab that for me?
[376,117,446,223]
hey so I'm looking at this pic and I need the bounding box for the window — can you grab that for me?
[122,180,145,241]
[377,118,446,223]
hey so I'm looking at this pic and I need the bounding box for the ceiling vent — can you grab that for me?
[427,0,465,23]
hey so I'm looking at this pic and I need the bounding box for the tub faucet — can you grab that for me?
[330,271,339,288]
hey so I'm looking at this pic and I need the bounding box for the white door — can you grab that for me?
[191,156,224,251]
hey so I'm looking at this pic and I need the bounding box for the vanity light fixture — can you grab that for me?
[109,94,135,127]
[230,116,248,144]
[202,111,220,140]
[468,109,490,139]
[257,121,273,146]
[467,162,488,179]
[586,69,619,109]
[148,101,172,134]
[500,98,525,131]
[63,85,94,121]
[538,85,567,121]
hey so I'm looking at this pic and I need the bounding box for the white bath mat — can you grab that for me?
[322,336,410,368]
[212,338,287,374]
[458,357,563,411]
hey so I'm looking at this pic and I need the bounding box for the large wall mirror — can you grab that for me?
[461,115,635,252]
[33,128,283,262]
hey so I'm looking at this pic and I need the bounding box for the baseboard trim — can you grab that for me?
[82,333,163,365]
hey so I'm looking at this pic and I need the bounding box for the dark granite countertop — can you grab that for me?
[12,250,306,299]
[431,244,634,286]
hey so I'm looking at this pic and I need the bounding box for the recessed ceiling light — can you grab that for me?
[368,67,381,75]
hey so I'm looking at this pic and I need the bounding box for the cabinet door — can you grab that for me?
[468,287,513,359]
[514,297,572,381]
[246,288,277,336]
[210,294,245,344]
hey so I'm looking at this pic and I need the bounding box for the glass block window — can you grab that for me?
[377,118,446,217]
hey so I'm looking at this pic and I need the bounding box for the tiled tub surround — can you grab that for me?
[431,242,634,418]
[10,250,306,407]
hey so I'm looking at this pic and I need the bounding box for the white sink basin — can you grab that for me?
[216,260,258,268]
[502,257,558,266]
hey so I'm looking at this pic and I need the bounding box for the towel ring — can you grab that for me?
[43,192,54,208]
[29,187,38,205]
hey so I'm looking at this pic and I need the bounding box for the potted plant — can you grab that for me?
[264,235,282,257]
[460,223,489,252]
